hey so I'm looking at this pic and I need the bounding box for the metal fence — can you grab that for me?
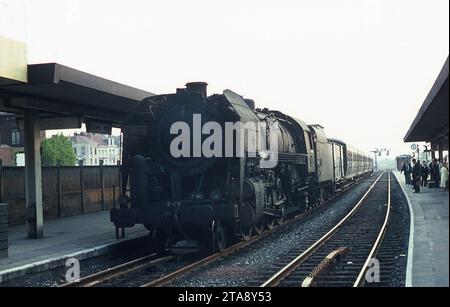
[0,165,121,225]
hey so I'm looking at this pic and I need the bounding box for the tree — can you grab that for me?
[41,134,77,166]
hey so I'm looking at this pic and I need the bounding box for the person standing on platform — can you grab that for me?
[401,162,411,185]
[421,161,429,187]
[429,160,435,184]
[434,159,441,188]
[408,162,414,188]
[412,159,422,193]
[440,162,448,194]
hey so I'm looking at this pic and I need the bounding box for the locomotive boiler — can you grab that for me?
[111,82,373,251]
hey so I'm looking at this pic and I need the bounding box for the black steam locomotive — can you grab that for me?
[111,83,373,251]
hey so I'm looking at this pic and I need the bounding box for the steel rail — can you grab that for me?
[353,171,391,287]
[61,253,173,287]
[261,172,385,287]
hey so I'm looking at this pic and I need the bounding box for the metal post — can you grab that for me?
[0,160,3,203]
[24,111,43,239]
[113,184,119,239]
[56,161,62,218]
[117,159,122,198]
[100,160,105,210]
[79,160,85,214]
[113,185,116,209]
[371,150,378,171]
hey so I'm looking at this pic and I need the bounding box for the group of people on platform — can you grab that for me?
[400,158,449,194]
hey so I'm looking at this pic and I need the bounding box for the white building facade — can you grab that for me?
[71,133,121,166]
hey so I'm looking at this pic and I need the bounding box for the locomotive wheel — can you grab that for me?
[149,226,168,253]
[213,220,228,252]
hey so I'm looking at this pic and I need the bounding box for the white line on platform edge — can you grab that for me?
[0,231,148,283]
[393,172,415,287]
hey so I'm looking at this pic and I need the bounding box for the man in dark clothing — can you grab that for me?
[434,160,441,188]
[422,161,429,187]
[412,159,422,193]
[401,162,411,185]
[429,161,435,182]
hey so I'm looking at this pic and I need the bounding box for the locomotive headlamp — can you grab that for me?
[210,189,222,202]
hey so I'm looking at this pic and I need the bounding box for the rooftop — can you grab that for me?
[404,57,449,143]
[0,63,155,126]
[71,133,119,146]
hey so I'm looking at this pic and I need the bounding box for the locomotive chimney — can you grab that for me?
[185,82,208,98]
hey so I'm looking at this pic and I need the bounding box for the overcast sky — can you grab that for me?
[9,0,450,157]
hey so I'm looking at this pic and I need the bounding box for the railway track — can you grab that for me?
[60,173,374,287]
[260,171,392,287]
[62,209,307,287]
[61,253,174,287]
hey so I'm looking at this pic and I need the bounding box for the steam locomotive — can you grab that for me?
[111,83,373,251]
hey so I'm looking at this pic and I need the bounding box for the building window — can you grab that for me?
[81,146,86,155]
[74,147,77,155]
[11,130,21,146]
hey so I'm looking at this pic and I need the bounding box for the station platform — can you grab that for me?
[0,211,147,283]
[394,171,449,287]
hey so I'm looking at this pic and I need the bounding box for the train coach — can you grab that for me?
[111,83,373,251]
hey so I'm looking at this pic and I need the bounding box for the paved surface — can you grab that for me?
[394,171,449,287]
[0,211,147,282]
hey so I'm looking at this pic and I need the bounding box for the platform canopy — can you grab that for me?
[0,63,155,127]
[0,62,155,239]
[404,56,449,152]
